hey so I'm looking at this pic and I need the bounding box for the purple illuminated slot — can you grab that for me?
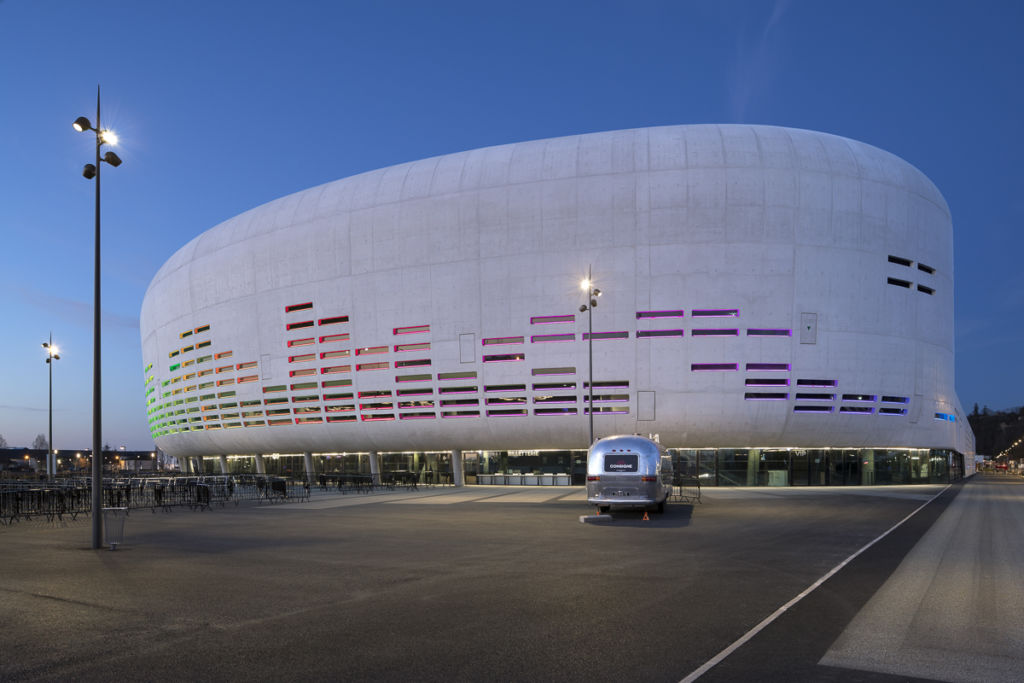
[691,363,738,371]
[530,315,575,325]
[746,363,790,371]
[840,406,874,414]
[636,310,684,319]
[582,331,629,341]
[584,407,629,415]
[879,408,907,416]
[482,353,525,363]
[535,408,578,416]
[486,410,528,417]
[398,413,435,420]
[747,329,792,336]
[531,334,575,343]
[691,329,738,336]
[441,411,479,418]
[744,392,789,400]
[636,330,684,338]
[794,405,833,413]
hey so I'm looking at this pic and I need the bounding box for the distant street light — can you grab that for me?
[42,333,60,479]
[74,86,123,549]
[578,266,602,447]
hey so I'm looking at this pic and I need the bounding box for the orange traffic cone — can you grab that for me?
[642,511,650,521]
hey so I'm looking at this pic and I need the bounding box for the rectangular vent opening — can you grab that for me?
[797,379,836,387]
[888,255,913,267]
[881,396,909,404]
[794,405,833,413]
[887,277,912,288]
[692,309,739,318]
[840,406,873,414]
[842,394,876,402]
[879,408,907,415]
[691,363,738,371]
[482,336,524,346]
[530,315,574,325]
[583,331,629,340]
[744,392,788,400]
[917,263,935,274]
[692,329,738,336]
[746,363,790,371]
[535,407,578,415]
[394,324,429,335]
[319,316,350,326]
[747,329,792,337]
[532,333,575,343]
[287,320,315,330]
[795,393,834,401]
[483,353,525,363]
[917,284,935,295]
[746,378,789,387]
[485,384,527,392]
[533,382,576,390]
[636,310,684,319]
[532,367,575,376]
[286,302,313,313]
[636,329,684,338]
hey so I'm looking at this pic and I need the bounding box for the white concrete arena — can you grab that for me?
[140,124,973,472]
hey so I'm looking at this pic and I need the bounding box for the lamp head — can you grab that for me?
[103,151,122,167]
[73,116,92,132]
[579,304,587,313]
[593,288,601,297]
[99,129,118,145]
[82,163,97,179]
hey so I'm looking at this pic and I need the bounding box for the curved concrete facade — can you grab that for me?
[140,124,974,460]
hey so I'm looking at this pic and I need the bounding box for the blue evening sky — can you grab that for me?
[1,0,1021,450]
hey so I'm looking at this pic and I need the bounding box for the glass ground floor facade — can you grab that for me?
[193,447,965,487]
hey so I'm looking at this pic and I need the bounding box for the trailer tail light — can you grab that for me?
[586,475,600,481]
[640,476,657,482]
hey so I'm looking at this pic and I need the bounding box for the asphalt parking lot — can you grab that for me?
[0,480,987,682]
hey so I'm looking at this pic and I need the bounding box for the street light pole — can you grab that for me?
[42,333,60,479]
[74,86,123,549]
[578,266,602,447]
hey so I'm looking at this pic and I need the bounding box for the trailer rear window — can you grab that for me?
[604,454,638,473]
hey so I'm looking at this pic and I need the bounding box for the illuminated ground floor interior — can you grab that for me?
[187,447,967,487]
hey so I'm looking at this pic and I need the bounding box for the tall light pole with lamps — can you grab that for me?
[578,267,602,448]
[73,87,123,549]
[42,334,60,479]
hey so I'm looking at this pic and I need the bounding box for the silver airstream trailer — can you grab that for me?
[586,435,673,513]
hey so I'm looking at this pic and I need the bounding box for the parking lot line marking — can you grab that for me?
[678,485,950,683]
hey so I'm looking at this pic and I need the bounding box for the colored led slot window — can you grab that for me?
[747,329,791,337]
[236,361,257,370]
[592,394,629,403]
[794,393,834,401]
[399,412,435,420]
[530,315,575,325]
[535,407,578,416]
[842,394,876,402]
[797,379,836,387]
[360,414,395,422]
[637,330,683,338]
[327,415,356,423]
[322,379,353,388]
[396,373,431,383]
[214,351,232,360]
[321,350,350,360]
[793,405,833,413]
[179,330,193,339]
[325,404,355,412]
[399,400,435,409]
[288,338,315,348]
[934,412,956,422]
[534,395,577,404]
[879,408,907,415]
[438,371,477,381]
[881,396,909,404]
[359,390,392,398]
[486,397,526,405]
[583,331,629,340]
[319,315,350,326]
[691,363,737,371]
[181,345,194,354]
[636,310,684,319]
[483,353,525,363]
[484,384,526,392]
[482,336,524,346]
[746,378,789,387]
[216,378,235,386]
[441,411,479,418]
[395,359,431,368]
[532,334,575,343]
[215,365,233,373]
[323,392,354,401]
[321,365,352,375]
[355,346,388,356]
[746,363,790,371]
[196,341,212,350]
[290,382,318,391]
[487,409,528,417]
[286,302,313,313]
[533,382,575,390]
[397,388,433,397]
[583,382,628,389]
[395,343,430,353]
[440,398,479,407]
[532,367,575,376]
[691,309,739,318]
[840,406,873,414]
[320,333,350,344]
[435,385,476,395]
[287,320,315,330]
[691,329,738,337]
[290,369,316,378]
[169,350,179,359]
[356,362,388,371]
[394,324,429,335]
[583,406,629,415]
[744,392,788,400]
[195,325,210,334]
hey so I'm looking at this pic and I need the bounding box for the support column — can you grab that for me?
[254,453,266,475]
[746,449,761,486]
[861,449,876,486]
[451,449,464,487]
[303,451,315,486]
[219,454,229,475]
[368,451,381,486]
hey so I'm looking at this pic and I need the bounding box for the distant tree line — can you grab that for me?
[969,404,1024,456]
